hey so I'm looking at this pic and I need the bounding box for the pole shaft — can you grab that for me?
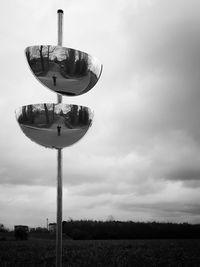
[57,9,63,104]
[56,9,64,267]
[56,148,62,267]
[57,9,63,46]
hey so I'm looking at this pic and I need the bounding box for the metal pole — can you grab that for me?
[57,9,63,104]
[57,9,63,46]
[56,9,63,267]
[56,148,63,267]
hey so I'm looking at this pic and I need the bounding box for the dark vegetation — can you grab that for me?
[0,239,200,266]
[2,220,200,241]
[1,223,200,266]
[62,220,200,240]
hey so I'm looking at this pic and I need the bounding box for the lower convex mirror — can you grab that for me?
[15,103,93,149]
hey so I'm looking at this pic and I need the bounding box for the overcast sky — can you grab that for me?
[1,0,200,228]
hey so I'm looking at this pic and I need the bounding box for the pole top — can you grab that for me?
[57,9,63,13]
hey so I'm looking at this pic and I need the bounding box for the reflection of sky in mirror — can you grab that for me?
[54,103,70,114]
[2,0,200,228]
[88,55,102,77]
[15,108,22,119]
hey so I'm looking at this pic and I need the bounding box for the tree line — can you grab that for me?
[2,220,200,241]
[62,220,200,240]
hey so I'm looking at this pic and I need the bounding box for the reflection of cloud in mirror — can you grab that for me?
[15,103,93,149]
[25,45,103,96]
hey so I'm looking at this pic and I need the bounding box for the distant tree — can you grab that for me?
[0,224,8,232]
[47,45,56,65]
[75,51,88,76]
[39,45,45,72]
[68,49,76,75]
[107,215,115,222]
[78,106,89,125]
[27,105,34,123]
[62,220,200,240]
[68,105,78,126]
[20,106,28,123]
[26,47,31,64]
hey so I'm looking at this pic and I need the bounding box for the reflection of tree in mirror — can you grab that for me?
[61,49,88,77]
[67,105,91,127]
[75,50,88,76]
[18,104,56,128]
[67,105,77,126]
[17,104,92,129]
[78,106,89,125]
[26,46,57,76]
[18,105,34,125]
[47,45,56,66]
[39,45,45,72]
[26,48,31,65]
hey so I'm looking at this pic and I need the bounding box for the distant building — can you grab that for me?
[14,225,29,240]
[14,225,29,232]
[49,223,56,232]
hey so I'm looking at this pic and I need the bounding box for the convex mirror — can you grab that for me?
[15,103,93,149]
[25,45,103,96]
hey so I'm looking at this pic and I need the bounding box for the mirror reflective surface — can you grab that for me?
[25,46,103,96]
[15,103,93,149]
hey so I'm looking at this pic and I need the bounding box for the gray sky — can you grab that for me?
[1,0,200,228]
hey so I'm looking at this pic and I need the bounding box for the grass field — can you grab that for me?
[0,239,200,266]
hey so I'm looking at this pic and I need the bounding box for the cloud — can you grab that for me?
[166,169,200,182]
[116,201,200,223]
[112,180,200,223]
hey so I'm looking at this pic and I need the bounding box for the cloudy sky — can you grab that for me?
[1,0,200,228]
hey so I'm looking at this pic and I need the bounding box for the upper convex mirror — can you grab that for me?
[25,45,103,96]
[15,103,93,149]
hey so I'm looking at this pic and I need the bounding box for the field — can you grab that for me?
[0,239,200,266]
